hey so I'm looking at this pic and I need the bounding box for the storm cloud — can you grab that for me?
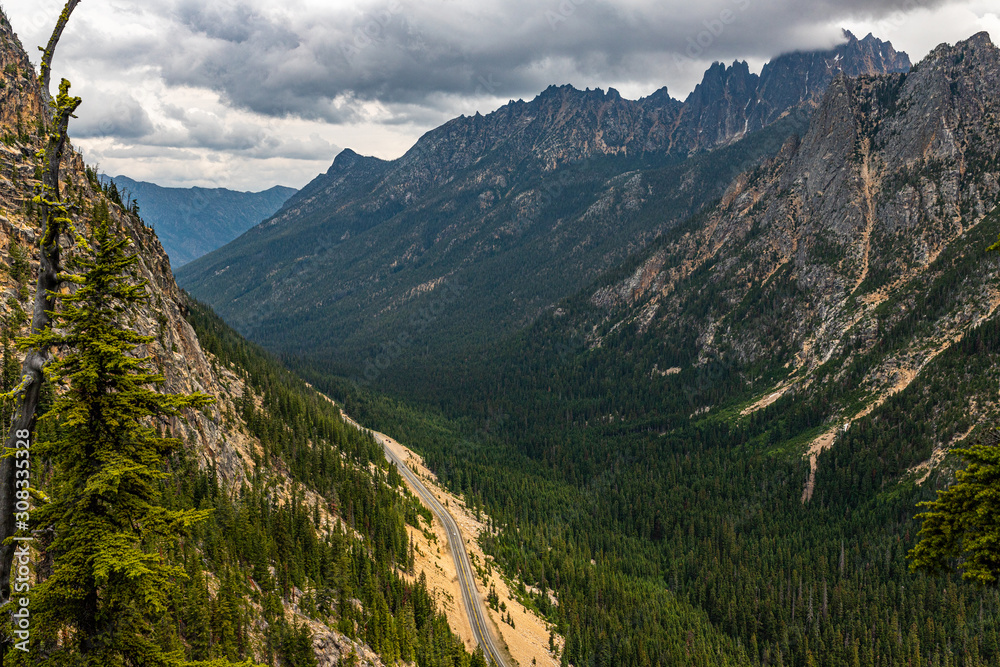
[4,0,998,189]
[85,0,964,119]
[72,92,155,139]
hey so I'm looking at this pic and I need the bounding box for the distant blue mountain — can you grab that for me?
[104,175,296,267]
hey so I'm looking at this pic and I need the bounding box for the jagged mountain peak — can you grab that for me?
[965,30,995,47]
[533,82,623,102]
[741,28,909,133]
[681,60,760,148]
[180,29,916,368]
[640,86,672,103]
[328,146,386,173]
[845,29,883,45]
[837,29,910,74]
[366,34,912,185]
[925,29,997,60]
[685,59,757,96]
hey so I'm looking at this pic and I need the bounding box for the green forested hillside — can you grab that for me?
[179,110,809,381]
[300,305,1000,667]
[0,286,478,665]
[289,195,1000,667]
[172,300,480,665]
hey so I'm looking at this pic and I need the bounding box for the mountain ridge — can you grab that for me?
[178,30,908,378]
[106,174,296,266]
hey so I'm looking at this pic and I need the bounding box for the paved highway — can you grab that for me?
[379,436,509,666]
[331,401,509,666]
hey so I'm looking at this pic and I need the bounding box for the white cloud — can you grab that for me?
[4,0,997,190]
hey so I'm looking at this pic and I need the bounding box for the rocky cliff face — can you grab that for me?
[585,32,1000,489]
[0,12,42,130]
[0,11,255,492]
[0,8,398,665]
[597,31,998,368]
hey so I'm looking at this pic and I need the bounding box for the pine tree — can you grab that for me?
[11,211,243,666]
[182,556,212,661]
[0,1,85,636]
[910,439,1000,585]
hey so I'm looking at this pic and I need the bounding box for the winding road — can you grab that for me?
[334,405,509,666]
[380,437,509,667]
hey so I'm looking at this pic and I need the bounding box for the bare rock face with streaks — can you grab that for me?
[0,10,257,489]
[585,33,1000,488]
[0,13,43,129]
[312,630,388,667]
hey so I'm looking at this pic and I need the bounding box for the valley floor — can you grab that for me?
[324,392,563,667]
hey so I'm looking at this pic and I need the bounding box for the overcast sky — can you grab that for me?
[5,0,998,191]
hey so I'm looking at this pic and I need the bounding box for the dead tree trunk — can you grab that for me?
[38,0,82,108]
[0,2,82,660]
